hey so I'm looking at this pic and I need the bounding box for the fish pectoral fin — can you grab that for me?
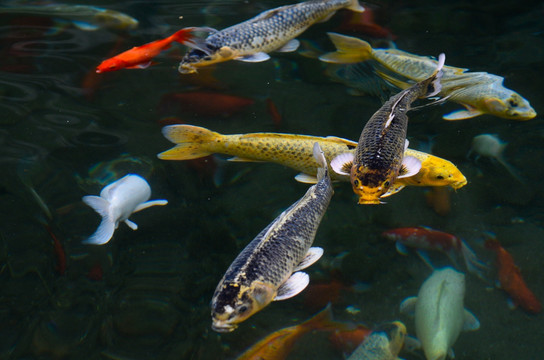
[83,218,116,245]
[274,272,309,301]
[276,39,300,52]
[442,107,484,120]
[415,249,435,270]
[403,335,422,353]
[381,183,404,197]
[399,296,417,317]
[294,247,324,271]
[294,173,318,184]
[330,152,354,175]
[236,52,270,62]
[134,200,169,212]
[462,309,480,331]
[397,156,421,178]
[395,242,410,255]
[126,61,154,69]
[71,20,100,31]
[124,219,138,230]
[82,195,110,218]
[448,348,455,359]
[227,156,263,162]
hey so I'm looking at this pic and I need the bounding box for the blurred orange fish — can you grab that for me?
[96,27,207,73]
[328,323,371,355]
[159,92,255,117]
[485,234,541,314]
[236,305,336,360]
[266,98,282,128]
[424,186,451,216]
[336,6,395,39]
[44,225,66,276]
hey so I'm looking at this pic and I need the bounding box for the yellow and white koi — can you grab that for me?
[319,33,536,120]
[210,143,333,332]
[346,322,406,360]
[178,0,364,74]
[157,124,467,193]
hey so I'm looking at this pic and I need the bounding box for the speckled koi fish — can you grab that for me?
[210,143,333,332]
[178,0,364,74]
[346,322,406,360]
[158,124,467,193]
[319,33,536,120]
[330,54,445,204]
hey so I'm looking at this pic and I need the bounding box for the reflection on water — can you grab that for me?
[0,0,543,359]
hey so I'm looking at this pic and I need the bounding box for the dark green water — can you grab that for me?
[0,0,543,359]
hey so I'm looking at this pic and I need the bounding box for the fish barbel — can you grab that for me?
[331,54,445,204]
[158,124,466,192]
[319,33,536,120]
[178,0,364,74]
[210,143,333,332]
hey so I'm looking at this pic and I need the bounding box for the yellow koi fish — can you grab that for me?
[319,33,536,121]
[157,124,467,193]
[178,0,364,74]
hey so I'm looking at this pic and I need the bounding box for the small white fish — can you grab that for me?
[82,174,167,245]
[469,133,525,184]
[400,267,480,360]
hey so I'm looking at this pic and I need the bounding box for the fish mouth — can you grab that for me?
[178,63,197,74]
[211,320,237,333]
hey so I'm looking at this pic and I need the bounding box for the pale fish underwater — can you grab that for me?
[158,125,467,195]
[82,174,168,245]
[346,321,406,360]
[210,143,333,332]
[178,0,364,73]
[319,33,537,121]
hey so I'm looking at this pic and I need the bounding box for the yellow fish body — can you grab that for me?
[178,0,364,74]
[158,124,467,192]
[319,33,536,121]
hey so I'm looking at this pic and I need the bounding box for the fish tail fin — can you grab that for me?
[82,195,115,245]
[300,303,338,331]
[424,53,445,97]
[346,0,365,13]
[319,33,372,64]
[312,142,328,181]
[460,239,489,279]
[171,27,213,44]
[158,125,220,160]
[496,155,527,185]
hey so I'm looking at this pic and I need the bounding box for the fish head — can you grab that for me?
[482,92,536,120]
[179,46,236,74]
[96,58,126,73]
[418,161,467,189]
[210,281,275,332]
[381,321,407,356]
[93,10,139,31]
[350,165,392,204]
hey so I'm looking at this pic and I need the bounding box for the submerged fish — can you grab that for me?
[236,304,336,360]
[158,124,467,192]
[484,233,541,314]
[82,174,168,245]
[400,267,480,360]
[330,54,445,204]
[319,33,536,120]
[211,143,333,332]
[0,4,138,31]
[346,321,406,360]
[178,0,364,74]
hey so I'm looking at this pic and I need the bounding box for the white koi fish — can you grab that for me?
[82,174,167,245]
[400,267,480,360]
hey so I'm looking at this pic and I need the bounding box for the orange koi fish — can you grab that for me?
[236,305,336,360]
[328,323,372,355]
[484,234,541,314]
[96,27,210,73]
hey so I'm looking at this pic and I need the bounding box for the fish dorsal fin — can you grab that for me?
[397,156,421,178]
[134,199,168,212]
[294,247,324,271]
[274,272,309,301]
[443,107,484,120]
[330,152,354,175]
[381,183,404,197]
[294,173,318,184]
[236,52,270,62]
[462,309,480,331]
[399,296,417,317]
[276,39,300,52]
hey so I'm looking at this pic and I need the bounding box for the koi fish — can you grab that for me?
[381,227,487,279]
[469,134,526,184]
[400,267,480,360]
[424,187,452,216]
[96,27,211,73]
[319,33,536,120]
[329,323,372,355]
[178,0,364,74]
[484,234,541,314]
[330,54,445,204]
[82,174,168,245]
[346,322,406,360]
[210,143,333,332]
[0,4,138,31]
[159,91,255,117]
[236,305,336,360]
[157,124,467,193]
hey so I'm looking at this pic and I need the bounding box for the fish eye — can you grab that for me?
[436,175,444,179]
[508,99,518,107]
[238,305,248,313]
[353,179,360,186]
[384,181,390,187]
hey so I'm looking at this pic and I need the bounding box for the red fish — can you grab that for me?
[381,226,486,277]
[335,6,395,39]
[266,98,282,129]
[159,92,255,117]
[44,225,66,275]
[485,235,541,314]
[96,27,206,73]
[328,324,372,355]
